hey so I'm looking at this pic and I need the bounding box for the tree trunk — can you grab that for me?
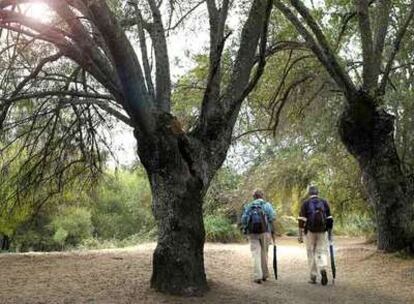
[339,91,414,252]
[149,172,207,295]
[134,114,210,295]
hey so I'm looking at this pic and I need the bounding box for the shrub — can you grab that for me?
[91,169,155,240]
[275,215,298,236]
[51,207,93,247]
[204,215,243,243]
[334,214,375,237]
[78,228,158,250]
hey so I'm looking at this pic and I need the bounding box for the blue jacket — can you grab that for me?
[241,199,276,233]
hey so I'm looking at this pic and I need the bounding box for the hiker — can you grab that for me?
[298,185,333,285]
[241,189,276,284]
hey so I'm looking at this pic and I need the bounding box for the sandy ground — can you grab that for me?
[0,237,413,304]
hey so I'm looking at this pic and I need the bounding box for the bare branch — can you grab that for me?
[3,90,114,103]
[59,98,133,127]
[269,54,313,114]
[232,127,273,142]
[0,9,124,101]
[270,75,313,135]
[275,0,357,99]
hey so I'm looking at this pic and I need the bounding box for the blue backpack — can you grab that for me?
[307,198,327,233]
[247,203,268,234]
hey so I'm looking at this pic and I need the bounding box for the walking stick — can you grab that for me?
[272,234,278,280]
[328,230,336,284]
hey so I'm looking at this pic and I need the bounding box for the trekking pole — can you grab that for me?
[328,230,336,285]
[272,233,278,280]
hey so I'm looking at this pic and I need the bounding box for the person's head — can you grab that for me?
[253,189,264,199]
[308,185,319,196]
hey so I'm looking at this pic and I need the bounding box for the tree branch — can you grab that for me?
[378,1,414,96]
[198,0,230,128]
[355,0,377,91]
[146,0,171,111]
[224,0,273,122]
[0,9,124,102]
[3,90,114,103]
[59,98,133,127]
[373,0,391,61]
[275,0,357,99]
[130,1,155,101]
[270,75,313,135]
[84,0,153,132]
[232,127,273,142]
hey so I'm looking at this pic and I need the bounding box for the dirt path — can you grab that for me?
[0,238,412,304]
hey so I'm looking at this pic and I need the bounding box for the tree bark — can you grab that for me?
[134,113,210,295]
[149,174,207,295]
[339,91,414,252]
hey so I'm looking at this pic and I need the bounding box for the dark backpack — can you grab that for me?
[247,203,268,234]
[306,198,326,233]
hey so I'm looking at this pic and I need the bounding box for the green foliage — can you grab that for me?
[53,228,69,247]
[51,207,93,247]
[276,216,298,236]
[204,215,243,243]
[171,54,208,129]
[3,0,414,254]
[79,229,158,250]
[10,167,156,251]
[91,168,154,240]
[334,214,376,237]
[204,167,242,217]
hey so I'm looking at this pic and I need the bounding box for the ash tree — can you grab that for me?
[273,0,414,252]
[0,0,277,295]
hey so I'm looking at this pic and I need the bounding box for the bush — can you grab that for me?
[204,215,243,243]
[51,207,93,248]
[78,228,158,250]
[334,214,375,237]
[275,215,298,236]
[91,169,155,240]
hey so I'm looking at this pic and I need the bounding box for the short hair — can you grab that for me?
[253,189,264,199]
[308,185,319,195]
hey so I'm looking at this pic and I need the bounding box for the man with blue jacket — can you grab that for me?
[241,189,276,284]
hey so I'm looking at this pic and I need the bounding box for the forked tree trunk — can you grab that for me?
[339,91,414,252]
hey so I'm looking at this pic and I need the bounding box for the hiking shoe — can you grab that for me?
[321,270,328,286]
[254,279,262,284]
[308,275,317,284]
[262,277,268,282]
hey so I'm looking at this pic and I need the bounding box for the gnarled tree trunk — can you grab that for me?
[339,92,414,252]
[134,114,214,295]
[149,174,207,295]
[274,0,414,254]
